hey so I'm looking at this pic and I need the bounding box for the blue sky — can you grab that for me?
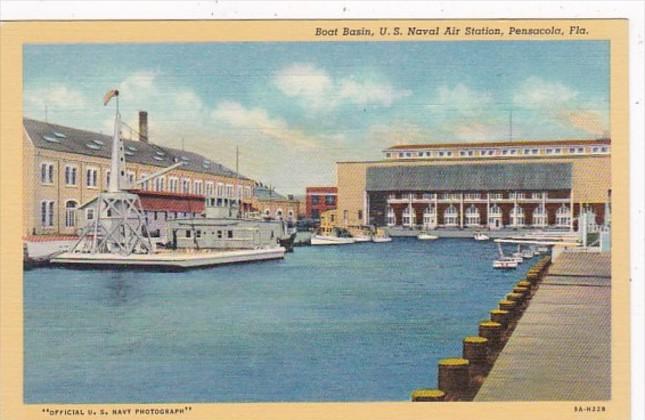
[23,41,609,193]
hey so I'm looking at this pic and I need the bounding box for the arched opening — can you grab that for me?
[402,206,415,227]
[488,204,502,229]
[556,204,571,227]
[465,205,480,226]
[511,205,525,227]
[65,200,78,228]
[423,205,436,229]
[386,206,396,226]
[443,204,458,227]
[532,204,548,227]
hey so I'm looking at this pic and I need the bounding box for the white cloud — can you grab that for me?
[513,76,578,108]
[435,83,493,114]
[273,63,411,111]
[24,84,88,114]
[211,101,317,149]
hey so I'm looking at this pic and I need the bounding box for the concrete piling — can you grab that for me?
[438,358,470,400]
[498,299,517,319]
[411,388,446,402]
[490,309,510,329]
[463,336,489,368]
[478,321,503,350]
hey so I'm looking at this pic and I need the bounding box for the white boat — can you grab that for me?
[372,235,392,243]
[493,259,518,269]
[473,232,490,241]
[417,233,439,240]
[310,235,356,246]
[352,235,372,243]
[521,249,535,259]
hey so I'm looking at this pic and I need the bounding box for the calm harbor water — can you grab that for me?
[24,238,534,403]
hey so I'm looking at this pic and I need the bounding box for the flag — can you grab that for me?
[103,89,119,106]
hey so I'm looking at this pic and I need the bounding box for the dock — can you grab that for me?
[475,251,611,401]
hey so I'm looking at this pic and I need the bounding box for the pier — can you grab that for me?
[475,251,611,401]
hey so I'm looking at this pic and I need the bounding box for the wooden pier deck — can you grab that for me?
[475,252,611,401]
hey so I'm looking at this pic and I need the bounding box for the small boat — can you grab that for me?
[521,249,535,259]
[372,235,392,243]
[352,234,372,243]
[493,259,518,269]
[473,232,490,241]
[310,235,356,245]
[417,233,439,240]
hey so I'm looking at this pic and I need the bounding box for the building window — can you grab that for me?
[86,208,95,221]
[511,205,525,227]
[464,193,481,200]
[127,171,135,185]
[276,209,284,219]
[423,205,436,228]
[325,195,336,205]
[194,180,203,195]
[510,192,526,200]
[443,205,458,226]
[385,152,391,158]
[357,210,363,221]
[105,170,111,188]
[489,192,503,200]
[41,162,55,184]
[40,200,55,227]
[442,193,460,201]
[422,193,437,200]
[86,168,98,188]
[227,230,233,239]
[206,182,214,196]
[182,178,191,194]
[169,177,179,192]
[311,195,320,205]
[465,205,480,226]
[64,200,78,228]
[140,173,150,191]
[185,229,192,238]
[225,184,234,197]
[64,165,77,186]
[488,204,503,228]
[556,204,571,227]
[386,206,396,226]
[154,176,165,192]
[533,204,548,227]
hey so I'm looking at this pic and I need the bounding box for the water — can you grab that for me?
[24,238,534,403]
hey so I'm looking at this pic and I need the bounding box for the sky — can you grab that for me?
[23,41,609,194]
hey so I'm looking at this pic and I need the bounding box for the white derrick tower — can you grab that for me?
[70,90,154,255]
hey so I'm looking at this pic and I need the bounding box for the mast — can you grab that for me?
[107,91,127,193]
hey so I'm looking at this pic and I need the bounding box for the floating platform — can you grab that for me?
[50,247,286,270]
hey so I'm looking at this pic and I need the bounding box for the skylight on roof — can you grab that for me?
[127,145,137,152]
[125,151,134,156]
[43,135,60,143]
[53,131,67,138]
[85,143,101,150]
[153,156,165,161]
[92,139,105,145]
[155,151,165,156]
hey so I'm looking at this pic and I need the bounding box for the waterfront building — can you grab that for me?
[336,139,611,231]
[253,185,300,224]
[23,113,256,236]
[305,186,337,220]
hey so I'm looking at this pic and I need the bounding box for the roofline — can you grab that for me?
[23,117,252,181]
[336,154,611,165]
[384,138,611,151]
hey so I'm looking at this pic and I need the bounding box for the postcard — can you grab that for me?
[0,15,635,420]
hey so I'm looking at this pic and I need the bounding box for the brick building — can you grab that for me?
[305,186,337,221]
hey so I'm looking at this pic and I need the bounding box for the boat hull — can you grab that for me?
[372,237,392,243]
[310,235,355,245]
[50,247,286,270]
[417,234,438,240]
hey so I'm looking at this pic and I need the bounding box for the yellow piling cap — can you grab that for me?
[490,309,509,315]
[517,281,531,287]
[479,321,502,328]
[464,336,488,344]
[499,299,516,306]
[507,292,523,299]
[438,357,470,366]
[411,389,446,399]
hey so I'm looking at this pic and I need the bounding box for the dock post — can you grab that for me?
[411,389,446,402]
[498,299,518,320]
[437,358,470,401]
[463,336,489,375]
[490,309,510,330]
[479,321,503,351]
